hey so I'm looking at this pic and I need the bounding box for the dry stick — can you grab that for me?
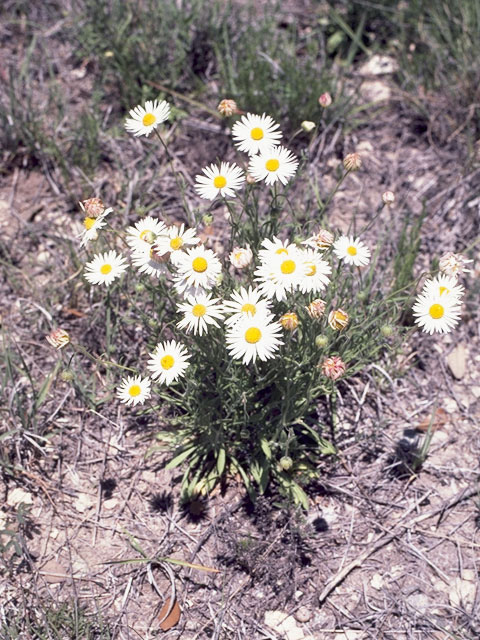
[318,485,478,603]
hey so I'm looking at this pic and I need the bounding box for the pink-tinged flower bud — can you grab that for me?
[318,92,332,108]
[46,328,71,349]
[322,356,346,380]
[217,99,238,117]
[438,252,473,278]
[306,299,326,319]
[343,153,362,172]
[280,312,299,331]
[382,190,395,205]
[328,308,349,331]
[229,245,253,269]
[304,229,334,251]
[79,197,105,218]
[246,173,257,185]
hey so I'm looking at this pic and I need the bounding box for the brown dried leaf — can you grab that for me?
[39,559,68,583]
[159,598,181,631]
[416,407,448,433]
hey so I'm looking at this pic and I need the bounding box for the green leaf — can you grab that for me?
[165,447,196,469]
[260,438,272,460]
[216,447,226,476]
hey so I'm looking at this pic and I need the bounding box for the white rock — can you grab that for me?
[370,573,384,590]
[358,54,398,76]
[7,488,33,507]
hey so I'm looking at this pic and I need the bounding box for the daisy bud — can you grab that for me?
[322,356,346,380]
[382,190,395,205]
[46,328,71,349]
[318,92,332,107]
[229,245,253,269]
[280,312,299,331]
[328,309,349,331]
[279,456,293,471]
[217,98,238,117]
[381,324,394,338]
[306,299,326,319]
[135,283,146,294]
[246,173,257,185]
[438,252,473,278]
[202,213,213,226]
[301,120,316,133]
[315,334,328,348]
[142,230,157,245]
[313,229,334,250]
[60,369,74,382]
[343,153,362,172]
[80,197,105,218]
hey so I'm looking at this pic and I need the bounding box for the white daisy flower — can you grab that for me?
[117,375,151,406]
[223,286,272,327]
[258,236,297,262]
[173,245,222,294]
[124,99,170,137]
[229,245,253,269]
[147,340,191,385]
[195,162,245,200]
[126,216,167,252]
[297,249,332,294]
[232,113,282,156]
[177,293,225,336]
[84,250,127,287]
[438,252,473,277]
[248,145,299,186]
[79,208,113,248]
[333,236,371,267]
[225,313,283,365]
[154,224,200,264]
[422,275,464,300]
[412,291,462,335]
[254,248,304,301]
[131,244,169,278]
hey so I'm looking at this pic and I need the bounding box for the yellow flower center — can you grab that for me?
[139,229,152,240]
[213,175,227,189]
[429,303,444,319]
[170,236,183,250]
[306,262,316,276]
[160,355,175,370]
[192,256,208,272]
[347,246,357,256]
[192,303,206,317]
[276,248,288,254]
[241,303,256,315]
[245,327,262,343]
[84,216,96,230]
[265,158,280,172]
[281,259,296,274]
[142,113,156,126]
[250,127,264,140]
[129,384,141,397]
[439,286,449,295]
[100,264,112,275]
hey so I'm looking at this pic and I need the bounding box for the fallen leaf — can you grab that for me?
[416,407,448,432]
[447,344,467,379]
[159,598,181,631]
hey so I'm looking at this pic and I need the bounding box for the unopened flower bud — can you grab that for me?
[46,328,70,350]
[304,229,334,251]
[142,230,156,245]
[148,318,159,329]
[246,173,257,185]
[322,356,346,380]
[135,283,146,294]
[382,190,395,205]
[80,197,105,218]
[318,92,332,107]
[280,312,299,331]
[315,334,328,348]
[343,153,362,172]
[217,99,238,117]
[229,245,253,269]
[306,299,326,319]
[202,213,213,226]
[381,324,394,338]
[328,308,349,331]
[279,456,293,471]
[438,252,473,277]
[301,120,316,133]
[60,369,74,382]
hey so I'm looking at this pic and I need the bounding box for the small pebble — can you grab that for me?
[295,606,312,623]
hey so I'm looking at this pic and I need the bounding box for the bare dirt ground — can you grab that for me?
[1,4,480,639]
